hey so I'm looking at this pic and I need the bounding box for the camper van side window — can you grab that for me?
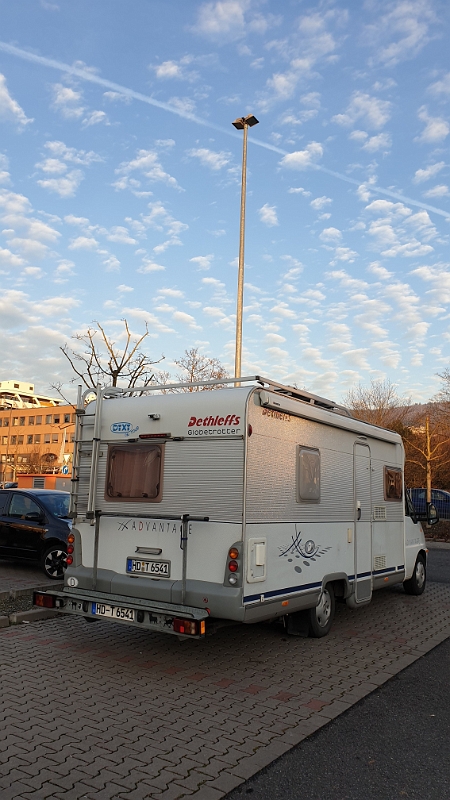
[106,444,163,502]
[384,466,402,501]
[297,446,320,503]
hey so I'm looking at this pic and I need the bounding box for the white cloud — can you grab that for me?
[43,140,102,166]
[363,1,437,67]
[423,184,449,198]
[115,149,182,191]
[0,247,25,268]
[192,0,251,42]
[0,74,33,127]
[151,56,198,82]
[187,148,231,170]
[288,187,311,196]
[51,83,84,119]
[367,262,393,280]
[68,236,99,250]
[172,310,200,328]
[117,284,134,293]
[429,72,450,96]
[349,130,392,152]
[190,254,214,270]
[137,258,166,273]
[310,196,332,211]
[82,110,108,127]
[416,106,449,143]
[413,162,445,183]
[37,170,84,198]
[333,92,391,130]
[106,226,137,245]
[320,227,342,242]
[280,142,323,170]
[258,204,279,227]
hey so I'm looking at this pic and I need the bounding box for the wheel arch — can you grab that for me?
[321,572,352,600]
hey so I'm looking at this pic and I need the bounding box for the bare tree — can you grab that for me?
[403,407,450,502]
[343,379,410,431]
[173,348,229,391]
[60,320,164,389]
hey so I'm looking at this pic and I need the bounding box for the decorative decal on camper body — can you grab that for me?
[110,422,139,436]
[279,525,332,574]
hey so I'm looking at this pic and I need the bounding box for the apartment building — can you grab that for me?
[0,381,75,481]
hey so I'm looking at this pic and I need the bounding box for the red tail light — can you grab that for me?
[173,618,198,635]
[66,555,73,566]
[34,592,56,609]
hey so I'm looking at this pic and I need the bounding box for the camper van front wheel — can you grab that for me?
[404,554,426,596]
[308,585,335,638]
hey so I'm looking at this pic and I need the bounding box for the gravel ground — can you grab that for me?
[0,592,34,616]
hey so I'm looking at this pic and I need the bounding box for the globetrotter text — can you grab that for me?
[187,414,242,437]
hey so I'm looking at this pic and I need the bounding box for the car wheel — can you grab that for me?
[404,554,426,596]
[307,584,335,638]
[41,546,67,580]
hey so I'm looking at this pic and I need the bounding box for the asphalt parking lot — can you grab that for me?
[1,548,449,800]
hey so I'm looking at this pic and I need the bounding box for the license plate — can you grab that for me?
[92,603,135,620]
[126,558,171,577]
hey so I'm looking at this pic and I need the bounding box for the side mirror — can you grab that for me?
[427,502,439,526]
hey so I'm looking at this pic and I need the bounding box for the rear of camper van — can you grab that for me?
[34,377,429,639]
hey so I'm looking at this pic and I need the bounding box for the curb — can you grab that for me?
[426,541,450,550]
[1,607,60,627]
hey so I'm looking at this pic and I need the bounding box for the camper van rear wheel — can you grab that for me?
[41,545,67,580]
[404,554,426,596]
[308,585,335,638]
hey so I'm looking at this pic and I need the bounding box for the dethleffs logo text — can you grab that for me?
[187,414,241,436]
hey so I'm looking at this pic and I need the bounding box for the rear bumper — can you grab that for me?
[33,587,209,639]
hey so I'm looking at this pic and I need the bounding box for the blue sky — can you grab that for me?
[0,0,449,402]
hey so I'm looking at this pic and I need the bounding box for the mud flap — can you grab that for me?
[285,610,310,637]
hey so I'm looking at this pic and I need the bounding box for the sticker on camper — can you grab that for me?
[187,414,242,436]
[279,525,331,575]
[110,421,140,436]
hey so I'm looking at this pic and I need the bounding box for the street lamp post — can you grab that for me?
[232,113,259,381]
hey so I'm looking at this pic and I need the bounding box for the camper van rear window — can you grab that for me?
[106,444,163,502]
[384,466,402,501]
[297,446,320,503]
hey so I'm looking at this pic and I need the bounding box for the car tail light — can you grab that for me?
[66,555,73,566]
[34,592,55,609]
[67,545,74,555]
[173,618,198,635]
[226,543,241,585]
[68,533,75,544]
[228,560,238,572]
[229,547,239,559]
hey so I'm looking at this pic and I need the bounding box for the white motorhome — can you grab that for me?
[35,376,432,639]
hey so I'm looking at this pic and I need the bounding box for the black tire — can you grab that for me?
[41,545,67,580]
[404,554,426,596]
[307,584,335,638]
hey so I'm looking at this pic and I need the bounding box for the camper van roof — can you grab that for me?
[86,375,351,417]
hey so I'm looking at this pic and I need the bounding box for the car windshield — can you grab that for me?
[37,493,70,518]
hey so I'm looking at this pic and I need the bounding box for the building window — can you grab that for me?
[64,414,71,423]
[44,433,51,444]
[384,467,403,501]
[29,416,35,425]
[36,416,42,425]
[1,436,7,445]
[11,436,17,445]
[45,415,52,424]
[19,417,25,426]
[18,436,24,445]
[52,433,59,443]
[106,444,163,502]
[72,414,76,423]
[12,417,18,426]
[34,434,41,444]
[3,419,8,427]
[54,416,60,424]
[27,435,33,444]
[297,446,321,503]
[70,434,75,442]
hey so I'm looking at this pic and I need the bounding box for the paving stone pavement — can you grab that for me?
[1,583,450,800]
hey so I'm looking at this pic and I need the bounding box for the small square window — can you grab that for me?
[384,467,403,501]
[3,419,8,427]
[106,444,163,502]
[44,433,51,444]
[11,435,17,445]
[52,433,59,443]
[19,417,25,426]
[45,415,52,424]
[29,416,35,425]
[36,416,42,425]
[34,434,41,444]
[27,435,33,444]
[12,417,18,426]
[64,414,70,423]
[17,435,24,445]
[53,416,60,424]
[297,446,320,503]
[1,436,7,445]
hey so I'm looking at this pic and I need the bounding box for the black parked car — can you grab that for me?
[0,489,71,579]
